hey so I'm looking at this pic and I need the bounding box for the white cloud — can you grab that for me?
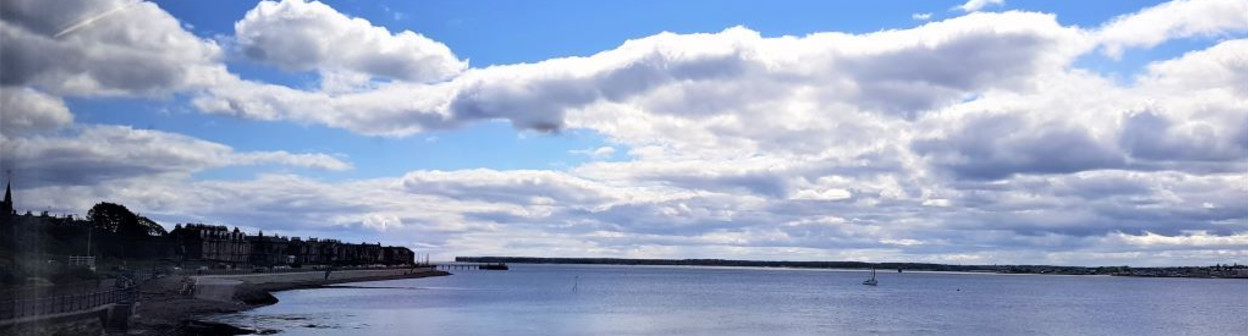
[1,125,352,187]
[0,0,227,96]
[790,188,853,201]
[1112,231,1248,248]
[1121,39,1248,163]
[193,78,458,136]
[7,0,1248,265]
[1098,0,1248,57]
[912,13,933,21]
[198,12,1091,137]
[0,0,353,188]
[0,87,73,136]
[232,151,353,171]
[954,0,1005,13]
[400,169,615,206]
[1137,38,1248,94]
[235,0,466,83]
[176,1,1248,264]
[571,146,616,159]
[16,155,1247,264]
[362,213,403,231]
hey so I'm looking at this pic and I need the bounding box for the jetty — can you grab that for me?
[429,262,509,271]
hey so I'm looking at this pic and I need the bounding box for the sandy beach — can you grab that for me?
[131,268,450,335]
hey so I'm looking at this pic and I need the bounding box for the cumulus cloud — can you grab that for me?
[1098,0,1248,58]
[183,10,1247,262]
[198,12,1090,136]
[0,0,227,96]
[22,161,1244,264]
[0,125,351,188]
[954,0,1005,13]
[231,151,353,171]
[0,87,73,136]
[912,13,933,21]
[192,78,458,136]
[1112,231,1248,248]
[1117,39,1248,165]
[571,146,616,159]
[235,0,466,83]
[1137,38,1248,94]
[914,113,1125,180]
[6,0,1248,265]
[400,169,615,206]
[0,0,354,197]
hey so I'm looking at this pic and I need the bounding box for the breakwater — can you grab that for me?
[193,267,450,300]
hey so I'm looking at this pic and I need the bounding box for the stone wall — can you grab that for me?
[0,307,108,336]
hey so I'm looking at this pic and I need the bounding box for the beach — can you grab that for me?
[131,268,450,335]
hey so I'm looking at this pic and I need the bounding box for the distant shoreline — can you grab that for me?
[457,256,1248,279]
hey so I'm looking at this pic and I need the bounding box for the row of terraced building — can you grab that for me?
[168,223,415,267]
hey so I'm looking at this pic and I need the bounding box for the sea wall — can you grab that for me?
[200,268,427,285]
[0,305,109,336]
[192,268,447,303]
[192,278,245,303]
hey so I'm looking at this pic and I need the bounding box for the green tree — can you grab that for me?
[87,202,165,237]
[88,202,137,234]
[137,216,168,236]
[87,202,168,259]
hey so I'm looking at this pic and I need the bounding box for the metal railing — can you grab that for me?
[0,288,133,320]
[0,280,102,301]
[0,271,150,321]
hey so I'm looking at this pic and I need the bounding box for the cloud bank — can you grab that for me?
[3,0,1247,265]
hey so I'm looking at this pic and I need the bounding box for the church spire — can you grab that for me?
[2,175,13,216]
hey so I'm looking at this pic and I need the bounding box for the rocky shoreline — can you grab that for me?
[130,269,451,336]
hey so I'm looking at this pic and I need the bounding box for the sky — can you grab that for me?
[1,0,1247,266]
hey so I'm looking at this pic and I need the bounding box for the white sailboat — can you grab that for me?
[862,267,878,286]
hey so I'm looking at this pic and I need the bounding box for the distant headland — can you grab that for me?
[457,256,1248,279]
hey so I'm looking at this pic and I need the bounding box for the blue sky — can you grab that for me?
[3,0,1248,265]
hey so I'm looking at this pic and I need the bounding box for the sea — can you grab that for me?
[210,264,1248,336]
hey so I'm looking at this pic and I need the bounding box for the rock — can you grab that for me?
[232,284,278,306]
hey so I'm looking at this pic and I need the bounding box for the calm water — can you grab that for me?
[212,264,1248,336]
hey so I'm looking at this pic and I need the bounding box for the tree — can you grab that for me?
[87,202,169,259]
[87,202,166,237]
[88,202,137,234]
[137,216,167,236]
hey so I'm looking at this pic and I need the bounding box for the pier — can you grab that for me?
[429,262,509,271]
